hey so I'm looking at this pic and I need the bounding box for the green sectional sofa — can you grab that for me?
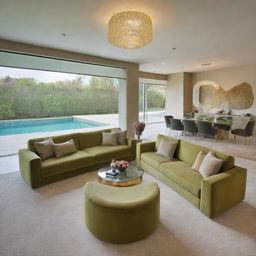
[136,134,247,218]
[19,128,136,188]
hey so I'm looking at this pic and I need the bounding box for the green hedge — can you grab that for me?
[0,76,165,120]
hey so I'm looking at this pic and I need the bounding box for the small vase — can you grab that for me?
[135,134,143,142]
[136,134,141,140]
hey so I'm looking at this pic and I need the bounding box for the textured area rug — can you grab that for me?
[0,159,256,256]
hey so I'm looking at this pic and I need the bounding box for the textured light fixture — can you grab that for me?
[108,11,152,50]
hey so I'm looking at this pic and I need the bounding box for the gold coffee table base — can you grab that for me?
[98,176,142,187]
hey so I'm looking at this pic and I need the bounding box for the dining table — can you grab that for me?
[182,116,233,140]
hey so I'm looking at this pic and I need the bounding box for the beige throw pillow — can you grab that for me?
[199,152,223,178]
[156,140,177,160]
[111,129,127,145]
[34,138,54,160]
[102,132,118,146]
[192,151,206,171]
[53,139,77,158]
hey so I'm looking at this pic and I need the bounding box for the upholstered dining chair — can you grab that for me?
[231,120,255,144]
[164,115,173,131]
[169,118,184,136]
[197,121,217,140]
[182,119,198,136]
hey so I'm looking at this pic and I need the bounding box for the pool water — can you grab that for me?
[0,117,105,136]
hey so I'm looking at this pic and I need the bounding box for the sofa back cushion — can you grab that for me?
[156,135,180,157]
[177,140,234,171]
[78,128,112,150]
[28,133,79,153]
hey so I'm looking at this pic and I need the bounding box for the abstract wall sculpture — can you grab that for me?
[228,83,254,110]
[193,81,254,113]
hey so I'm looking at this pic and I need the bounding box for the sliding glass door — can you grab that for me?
[139,83,166,124]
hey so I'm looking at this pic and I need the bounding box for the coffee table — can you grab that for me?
[98,164,144,187]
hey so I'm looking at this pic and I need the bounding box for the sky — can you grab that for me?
[0,66,91,83]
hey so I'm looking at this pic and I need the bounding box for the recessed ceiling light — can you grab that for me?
[201,63,211,66]
[61,33,66,37]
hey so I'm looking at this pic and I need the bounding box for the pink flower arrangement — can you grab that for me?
[111,160,129,171]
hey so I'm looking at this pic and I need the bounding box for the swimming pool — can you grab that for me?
[0,117,106,136]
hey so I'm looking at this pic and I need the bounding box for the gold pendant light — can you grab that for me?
[108,11,152,50]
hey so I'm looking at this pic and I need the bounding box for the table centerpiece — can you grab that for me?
[111,160,129,176]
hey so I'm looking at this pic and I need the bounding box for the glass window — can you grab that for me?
[0,67,121,121]
[139,83,166,124]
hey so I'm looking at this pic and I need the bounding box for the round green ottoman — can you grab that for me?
[84,182,160,243]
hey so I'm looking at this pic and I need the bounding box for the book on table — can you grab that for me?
[106,169,119,176]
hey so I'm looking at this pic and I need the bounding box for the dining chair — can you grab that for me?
[164,115,173,132]
[169,118,184,136]
[197,121,217,140]
[231,120,255,144]
[182,119,198,136]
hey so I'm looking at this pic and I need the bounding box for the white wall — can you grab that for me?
[165,72,193,118]
[166,72,184,118]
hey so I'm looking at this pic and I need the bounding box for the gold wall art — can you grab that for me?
[193,81,254,112]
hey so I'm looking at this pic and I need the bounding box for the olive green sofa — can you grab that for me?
[19,128,136,188]
[136,134,247,218]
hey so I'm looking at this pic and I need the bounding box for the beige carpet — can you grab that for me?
[0,157,256,256]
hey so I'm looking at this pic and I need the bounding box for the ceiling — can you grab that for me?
[0,0,256,74]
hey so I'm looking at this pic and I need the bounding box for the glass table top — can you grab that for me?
[98,164,144,183]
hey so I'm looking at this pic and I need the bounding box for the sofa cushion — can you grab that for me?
[141,152,171,169]
[156,140,177,160]
[41,151,93,178]
[159,161,202,198]
[53,139,77,157]
[177,140,234,171]
[111,129,127,145]
[28,133,79,153]
[102,132,118,146]
[199,152,223,178]
[192,150,206,171]
[83,145,131,163]
[78,129,112,150]
[34,138,54,160]
[156,135,179,150]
